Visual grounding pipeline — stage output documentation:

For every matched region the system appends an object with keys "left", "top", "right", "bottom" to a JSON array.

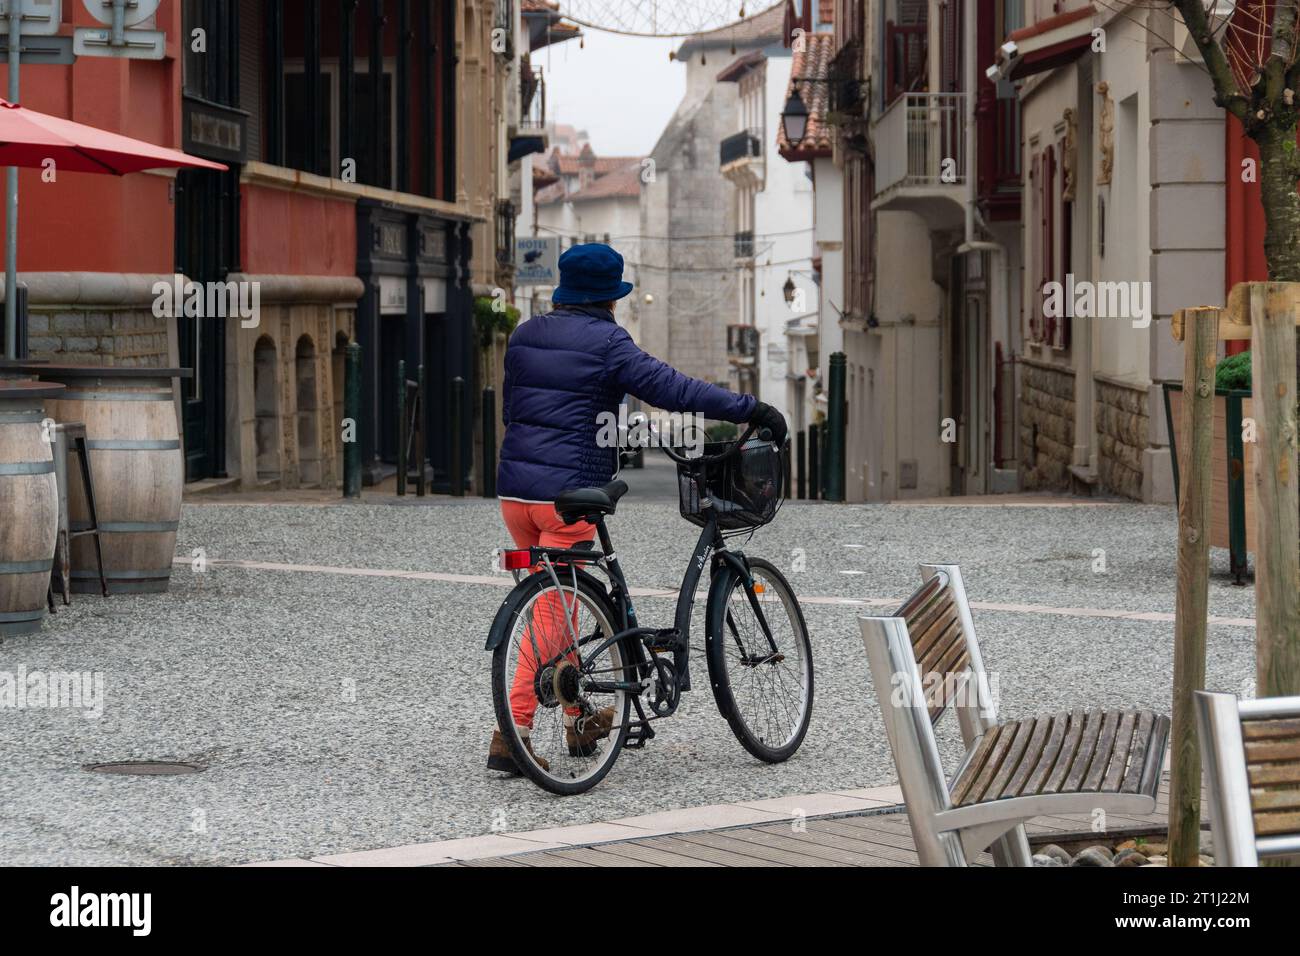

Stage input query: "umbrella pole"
[{"left": 3, "top": 7, "right": 19, "bottom": 360}]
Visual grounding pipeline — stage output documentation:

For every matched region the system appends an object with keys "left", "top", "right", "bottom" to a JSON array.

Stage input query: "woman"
[{"left": 488, "top": 243, "right": 785, "bottom": 774}]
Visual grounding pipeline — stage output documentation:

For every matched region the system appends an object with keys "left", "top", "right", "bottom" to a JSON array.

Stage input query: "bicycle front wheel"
[
  {"left": 705, "top": 557, "right": 813, "bottom": 763},
  {"left": 489, "top": 570, "right": 632, "bottom": 795}
]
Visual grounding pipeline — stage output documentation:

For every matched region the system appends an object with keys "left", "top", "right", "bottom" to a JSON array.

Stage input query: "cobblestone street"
[{"left": 0, "top": 459, "right": 1257, "bottom": 865}]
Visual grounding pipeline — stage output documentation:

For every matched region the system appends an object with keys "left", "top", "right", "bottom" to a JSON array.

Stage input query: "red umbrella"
[
  {"left": 1, "top": 99, "right": 227, "bottom": 358},
  {"left": 0, "top": 98, "right": 227, "bottom": 174}
]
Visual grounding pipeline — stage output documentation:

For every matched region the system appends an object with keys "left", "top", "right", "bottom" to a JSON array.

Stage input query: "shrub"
[{"left": 1215, "top": 350, "right": 1251, "bottom": 392}]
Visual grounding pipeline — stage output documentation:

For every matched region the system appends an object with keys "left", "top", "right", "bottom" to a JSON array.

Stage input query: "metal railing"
[
  {"left": 520, "top": 65, "right": 545, "bottom": 132},
  {"left": 873, "top": 92, "right": 967, "bottom": 195},
  {"left": 719, "top": 128, "right": 762, "bottom": 166}
]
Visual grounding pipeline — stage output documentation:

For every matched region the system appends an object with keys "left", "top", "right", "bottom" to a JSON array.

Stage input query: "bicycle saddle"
[{"left": 555, "top": 479, "right": 629, "bottom": 523}]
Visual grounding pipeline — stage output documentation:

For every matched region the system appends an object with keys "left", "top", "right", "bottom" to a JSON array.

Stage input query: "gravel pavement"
[{"left": 0, "top": 472, "right": 1259, "bottom": 865}]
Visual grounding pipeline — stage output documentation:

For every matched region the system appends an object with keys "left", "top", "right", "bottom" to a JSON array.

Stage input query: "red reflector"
[{"left": 500, "top": 549, "right": 533, "bottom": 571}]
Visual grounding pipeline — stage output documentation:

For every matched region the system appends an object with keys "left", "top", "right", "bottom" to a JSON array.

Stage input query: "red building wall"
[
  {"left": 1, "top": 3, "right": 183, "bottom": 274},
  {"left": 241, "top": 184, "right": 355, "bottom": 276}
]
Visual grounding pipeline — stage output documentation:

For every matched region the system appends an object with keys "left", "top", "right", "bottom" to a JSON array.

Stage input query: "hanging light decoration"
[{"left": 554, "top": 1, "right": 767, "bottom": 38}]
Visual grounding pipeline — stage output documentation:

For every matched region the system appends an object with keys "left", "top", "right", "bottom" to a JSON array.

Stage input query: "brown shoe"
[
  {"left": 487, "top": 729, "right": 550, "bottom": 774},
  {"left": 566, "top": 707, "right": 615, "bottom": 757}
]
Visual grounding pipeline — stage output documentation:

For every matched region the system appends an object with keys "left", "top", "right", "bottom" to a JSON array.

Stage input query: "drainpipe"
[{"left": 955, "top": 0, "right": 1013, "bottom": 493}]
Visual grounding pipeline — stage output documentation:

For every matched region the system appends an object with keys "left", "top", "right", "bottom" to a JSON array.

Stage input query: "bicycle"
[{"left": 485, "top": 422, "right": 814, "bottom": 795}]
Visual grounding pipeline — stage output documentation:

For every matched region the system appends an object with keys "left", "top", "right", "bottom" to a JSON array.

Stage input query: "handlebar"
[{"left": 658, "top": 420, "right": 765, "bottom": 467}]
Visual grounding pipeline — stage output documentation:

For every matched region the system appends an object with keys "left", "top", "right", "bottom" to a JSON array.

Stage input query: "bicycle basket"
[{"left": 677, "top": 438, "right": 784, "bottom": 531}]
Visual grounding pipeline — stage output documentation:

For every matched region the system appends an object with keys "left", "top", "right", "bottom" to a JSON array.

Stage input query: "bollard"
[
  {"left": 343, "top": 343, "right": 362, "bottom": 498},
  {"left": 482, "top": 386, "right": 496, "bottom": 498},
  {"left": 450, "top": 375, "right": 464, "bottom": 497},
  {"left": 808, "top": 423, "right": 819, "bottom": 501},
  {"left": 396, "top": 359, "right": 407, "bottom": 497},
  {"left": 415, "top": 364, "right": 427, "bottom": 497},
  {"left": 825, "top": 352, "right": 846, "bottom": 501},
  {"left": 796, "top": 429, "right": 806, "bottom": 500}
]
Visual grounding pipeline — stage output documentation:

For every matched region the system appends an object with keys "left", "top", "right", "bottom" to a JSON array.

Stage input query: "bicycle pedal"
[
  {"left": 642, "top": 628, "right": 682, "bottom": 652},
  {"left": 623, "top": 721, "right": 656, "bottom": 749}
]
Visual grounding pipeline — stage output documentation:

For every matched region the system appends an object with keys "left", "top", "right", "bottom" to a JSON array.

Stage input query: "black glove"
[{"left": 749, "top": 401, "right": 788, "bottom": 447}]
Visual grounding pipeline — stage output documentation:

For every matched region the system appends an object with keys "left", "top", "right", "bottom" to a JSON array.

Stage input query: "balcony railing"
[
  {"left": 733, "top": 230, "right": 754, "bottom": 259},
  {"left": 873, "top": 92, "right": 967, "bottom": 195},
  {"left": 727, "top": 323, "right": 759, "bottom": 363},
  {"left": 520, "top": 64, "right": 545, "bottom": 132},
  {"left": 720, "top": 128, "right": 762, "bottom": 167}
]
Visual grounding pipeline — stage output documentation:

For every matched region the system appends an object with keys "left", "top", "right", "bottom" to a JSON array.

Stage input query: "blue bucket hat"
[{"left": 552, "top": 243, "right": 634, "bottom": 305}]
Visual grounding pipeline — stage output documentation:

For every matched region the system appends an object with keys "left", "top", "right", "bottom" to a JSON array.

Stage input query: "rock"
[
  {"left": 1116, "top": 839, "right": 1139, "bottom": 852},
  {"left": 1114, "top": 848, "right": 1148, "bottom": 867},
  {"left": 1142, "top": 842, "right": 1168, "bottom": 856},
  {"left": 1071, "top": 846, "right": 1115, "bottom": 867},
  {"left": 1199, "top": 855, "right": 1215, "bottom": 867},
  {"left": 1146, "top": 855, "right": 1168, "bottom": 865},
  {"left": 1199, "top": 831, "right": 1214, "bottom": 855},
  {"left": 1033, "top": 854, "right": 1065, "bottom": 867},
  {"left": 1038, "top": 844, "right": 1073, "bottom": 865}
]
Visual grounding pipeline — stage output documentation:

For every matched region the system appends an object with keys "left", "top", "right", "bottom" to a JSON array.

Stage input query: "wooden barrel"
[
  {"left": 0, "top": 381, "right": 63, "bottom": 637},
  {"left": 32, "top": 366, "right": 191, "bottom": 594}
]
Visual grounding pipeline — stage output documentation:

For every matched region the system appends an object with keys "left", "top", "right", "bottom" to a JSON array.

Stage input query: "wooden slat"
[
  {"left": 986, "top": 718, "right": 1037, "bottom": 801},
  {"left": 1045, "top": 710, "right": 1088, "bottom": 793},
  {"left": 1249, "top": 788, "right": 1300, "bottom": 811},
  {"left": 1101, "top": 710, "right": 1139, "bottom": 792},
  {"left": 803, "top": 821, "right": 921, "bottom": 864},
  {"left": 1083, "top": 710, "right": 1122, "bottom": 792},
  {"left": 963, "top": 720, "right": 1019, "bottom": 804},
  {"left": 950, "top": 724, "right": 1004, "bottom": 805},
  {"left": 592, "top": 840, "right": 722, "bottom": 867},
  {"left": 1246, "top": 761, "right": 1300, "bottom": 786},
  {"left": 1120, "top": 711, "right": 1157, "bottom": 793},
  {"left": 671, "top": 830, "right": 846, "bottom": 867},
  {"left": 1023, "top": 712, "right": 1069, "bottom": 795},
  {"left": 1255, "top": 810, "right": 1300, "bottom": 836},
  {"left": 640, "top": 835, "right": 787, "bottom": 867},
  {"left": 722, "top": 826, "right": 882, "bottom": 866},
  {"left": 1242, "top": 718, "right": 1300, "bottom": 739},
  {"left": 764, "top": 824, "right": 916, "bottom": 866},
  {"left": 1062, "top": 710, "right": 1104, "bottom": 792},
  {"left": 1244, "top": 739, "right": 1300, "bottom": 762},
  {"left": 550, "top": 846, "right": 661, "bottom": 867},
  {"left": 1004, "top": 715, "right": 1051, "bottom": 798}
]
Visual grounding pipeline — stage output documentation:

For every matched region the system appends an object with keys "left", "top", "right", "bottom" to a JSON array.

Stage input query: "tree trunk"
[{"left": 1256, "top": 124, "right": 1300, "bottom": 282}]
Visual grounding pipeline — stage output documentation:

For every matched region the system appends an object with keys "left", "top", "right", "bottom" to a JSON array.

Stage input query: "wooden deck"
[{"left": 442, "top": 776, "right": 1194, "bottom": 867}]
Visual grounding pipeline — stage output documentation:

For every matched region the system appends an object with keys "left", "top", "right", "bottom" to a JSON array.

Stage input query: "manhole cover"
[{"left": 84, "top": 761, "right": 205, "bottom": 776}]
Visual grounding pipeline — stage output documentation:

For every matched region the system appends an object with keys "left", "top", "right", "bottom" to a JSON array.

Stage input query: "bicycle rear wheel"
[
  {"left": 705, "top": 557, "right": 813, "bottom": 762},
  {"left": 489, "top": 571, "right": 632, "bottom": 795}
]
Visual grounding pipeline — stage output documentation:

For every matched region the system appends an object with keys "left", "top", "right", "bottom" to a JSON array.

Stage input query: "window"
[{"left": 283, "top": 60, "right": 395, "bottom": 187}]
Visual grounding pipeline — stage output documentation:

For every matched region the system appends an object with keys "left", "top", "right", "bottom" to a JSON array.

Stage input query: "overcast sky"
[{"left": 535, "top": 28, "right": 686, "bottom": 157}]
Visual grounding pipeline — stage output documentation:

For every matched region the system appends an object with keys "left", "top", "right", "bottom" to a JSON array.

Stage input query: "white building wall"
[{"left": 752, "top": 54, "right": 816, "bottom": 426}]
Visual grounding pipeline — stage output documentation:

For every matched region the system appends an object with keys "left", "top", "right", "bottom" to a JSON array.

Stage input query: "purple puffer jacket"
[{"left": 497, "top": 304, "right": 756, "bottom": 502}]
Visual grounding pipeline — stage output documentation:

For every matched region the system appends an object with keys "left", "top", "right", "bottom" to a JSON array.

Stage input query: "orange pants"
[{"left": 501, "top": 500, "right": 596, "bottom": 729}]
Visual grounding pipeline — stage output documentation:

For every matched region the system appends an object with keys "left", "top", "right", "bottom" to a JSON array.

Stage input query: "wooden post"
[
  {"left": 1249, "top": 283, "right": 1300, "bottom": 701},
  {"left": 1169, "top": 306, "right": 1220, "bottom": 868}
]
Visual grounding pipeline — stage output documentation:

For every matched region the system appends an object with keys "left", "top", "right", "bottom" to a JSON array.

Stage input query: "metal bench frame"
[
  {"left": 1195, "top": 690, "right": 1300, "bottom": 866},
  {"left": 860, "top": 564, "right": 1170, "bottom": 867}
]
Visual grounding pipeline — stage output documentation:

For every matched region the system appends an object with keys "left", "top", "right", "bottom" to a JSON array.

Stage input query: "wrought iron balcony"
[{"left": 727, "top": 323, "right": 759, "bottom": 364}]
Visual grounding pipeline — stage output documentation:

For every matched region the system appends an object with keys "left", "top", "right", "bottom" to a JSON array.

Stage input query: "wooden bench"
[
  {"left": 859, "top": 564, "right": 1171, "bottom": 867},
  {"left": 1195, "top": 691, "right": 1300, "bottom": 865}
]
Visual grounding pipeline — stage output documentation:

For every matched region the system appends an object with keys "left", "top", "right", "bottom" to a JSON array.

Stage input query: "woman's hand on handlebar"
[{"left": 749, "top": 401, "right": 787, "bottom": 447}]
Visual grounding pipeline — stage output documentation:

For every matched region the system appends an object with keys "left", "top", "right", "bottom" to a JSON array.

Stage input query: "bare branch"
[{"left": 1171, "top": 0, "right": 1252, "bottom": 120}]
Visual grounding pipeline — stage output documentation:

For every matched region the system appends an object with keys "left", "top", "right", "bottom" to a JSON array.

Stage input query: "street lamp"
[
  {"left": 783, "top": 276, "right": 796, "bottom": 305},
  {"left": 780, "top": 86, "right": 808, "bottom": 149}
]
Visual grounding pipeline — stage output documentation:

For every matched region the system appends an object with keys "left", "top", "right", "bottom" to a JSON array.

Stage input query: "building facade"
[{"left": 8, "top": 1, "right": 518, "bottom": 494}]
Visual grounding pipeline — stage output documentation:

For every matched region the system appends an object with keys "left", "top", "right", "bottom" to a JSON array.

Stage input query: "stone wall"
[
  {"left": 1095, "top": 376, "right": 1148, "bottom": 500},
  {"left": 27, "top": 310, "right": 171, "bottom": 366},
  {"left": 1019, "top": 359, "right": 1075, "bottom": 490},
  {"left": 226, "top": 274, "right": 362, "bottom": 490},
  {"left": 9, "top": 273, "right": 178, "bottom": 368}
]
